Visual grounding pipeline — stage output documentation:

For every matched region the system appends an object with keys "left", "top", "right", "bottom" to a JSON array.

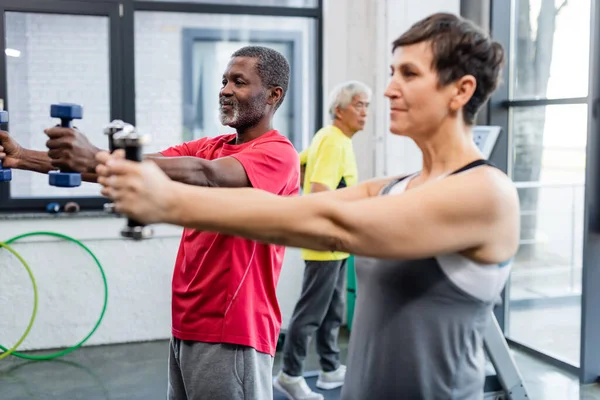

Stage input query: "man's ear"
[
  {"left": 268, "top": 87, "right": 284, "bottom": 107},
  {"left": 334, "top": 105, "right": 344, "bottom": 120}
]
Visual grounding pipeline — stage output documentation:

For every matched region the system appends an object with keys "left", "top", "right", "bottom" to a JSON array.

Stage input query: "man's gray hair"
[{"left": 328, "top": 80, "right": 372, "bottom": 120}]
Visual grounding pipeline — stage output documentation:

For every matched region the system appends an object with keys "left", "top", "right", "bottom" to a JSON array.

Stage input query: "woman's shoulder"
[
  {"left": 446, "top": 165, "right": 520, "bottom": 263},
  {"left": 462, "top": 164, "right": 517, "bottom": 198},
  {"left": 443, "top": 163, "right": 518, "bottom": 208},
  {"left": 363, "top": 174, "right": 412, "bottom": 197}
]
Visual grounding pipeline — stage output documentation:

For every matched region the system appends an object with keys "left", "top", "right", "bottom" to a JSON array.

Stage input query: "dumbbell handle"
[
  {"left": 125, "top": 144, "right": 145, "bottom": 226},
  {"left": 125, "top": 144, "right": 143, "bottom": 162},
  {"left": 125, "top": 216, "right": 146, "bottom": 231},
  {"left": 58, "top": 117, "right": 75, "bottom": 172},
  {"left": 103, "top": 138, "right": 120, "bottom": 214},
  {"left": 59, "top": 118, "right": 73, "bottom": 128},
  {"left": 120, "top": 141, "right": 152, "bottom": 240},
  {"left": 0, "top": 112, "right": 8, "bottom": 175},
  {"left": 108, "top": 136, "right": 116, "bottom": 153},
  {"left": 104, "top": 121, "right": 130, "bottom": 212}
]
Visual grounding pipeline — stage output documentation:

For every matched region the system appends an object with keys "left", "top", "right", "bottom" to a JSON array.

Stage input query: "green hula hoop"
[
  {"left": 0, "top": 231, "right": 108, "bottom": 360},
  {"left": 0, "top": 241, "right": 38, "bottom": 360}
]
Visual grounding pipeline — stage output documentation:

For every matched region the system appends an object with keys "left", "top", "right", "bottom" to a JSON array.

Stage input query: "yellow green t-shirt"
[{"left": 300, "top": 125, "right": 358, "bottom": 261}]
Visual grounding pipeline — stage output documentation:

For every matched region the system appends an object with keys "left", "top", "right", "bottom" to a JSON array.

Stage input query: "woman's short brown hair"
[{"left": 393, "top": 13, "right": 505, "bottom": 125}]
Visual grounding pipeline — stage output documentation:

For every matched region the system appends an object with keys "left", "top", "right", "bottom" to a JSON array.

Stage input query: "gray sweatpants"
[
  {"left": 282, "top": 259, "right": 347, "bottom": 377},
  {"left": 168, "top": 337, "right": 274, "bottom": 400}
]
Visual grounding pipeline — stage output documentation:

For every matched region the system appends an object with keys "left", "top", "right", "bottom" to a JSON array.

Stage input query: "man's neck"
[
  {"left": 332, "top": 120, "right": 355, "bottom": 138},
  {"left": 233, "top": 121, "right": 273, "bottom": 145}
]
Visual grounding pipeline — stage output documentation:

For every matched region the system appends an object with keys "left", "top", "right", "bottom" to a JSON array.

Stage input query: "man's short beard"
[
  {"left": 219, "top": 92, "right": 268, "bottom": 129},
  {"left": 219, "top": 103, "right": 240, "bottom": 126}
]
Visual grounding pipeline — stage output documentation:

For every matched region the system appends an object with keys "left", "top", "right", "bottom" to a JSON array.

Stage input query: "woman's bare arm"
[
  {"left": 97, "top": 154, "right": 519, "bottom": 264},
  {"left": 305, "top": 176, "right": 399, "bottom": 201}
]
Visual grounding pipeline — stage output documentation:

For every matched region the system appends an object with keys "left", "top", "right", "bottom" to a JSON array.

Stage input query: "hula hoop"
[
  {"left": 0, "top": 231, "right": 108, "bottom": 360},
  {"left": 0, "top": 241, "right": 38, "bottom": 360}
]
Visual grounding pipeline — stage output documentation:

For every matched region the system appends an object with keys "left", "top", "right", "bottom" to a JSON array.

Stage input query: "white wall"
[
  {"left": 2, "top": 0, "right": 460, "bottom": 351},
  {"left": 0, "top": 218, "right": 182, "bottom": 351}
]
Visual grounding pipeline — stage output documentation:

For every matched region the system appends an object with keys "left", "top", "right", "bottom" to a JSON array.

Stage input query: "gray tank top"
[{"left": 341, "top": 160, "right": 511, "bottom": 400}]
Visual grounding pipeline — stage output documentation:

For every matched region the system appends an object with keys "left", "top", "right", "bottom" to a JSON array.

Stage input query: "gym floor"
[{"left": 1, "top": 328, "right": 599, "bottom": 400}]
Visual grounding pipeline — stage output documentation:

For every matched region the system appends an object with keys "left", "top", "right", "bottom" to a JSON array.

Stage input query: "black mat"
[{"left": 273, "top": 373, "right": 342, "bottom": 400}]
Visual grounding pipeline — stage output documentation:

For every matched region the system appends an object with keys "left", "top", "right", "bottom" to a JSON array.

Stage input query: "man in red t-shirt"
[{"left": 0, "top": 46, "right": 299, "bottom": 400}]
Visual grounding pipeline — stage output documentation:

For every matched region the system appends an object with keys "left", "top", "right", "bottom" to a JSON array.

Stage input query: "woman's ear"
[{"left": 449, "top": 75, "right": 477, "bottom": 112}]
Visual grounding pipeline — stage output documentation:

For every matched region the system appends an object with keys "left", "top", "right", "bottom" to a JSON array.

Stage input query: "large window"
[
  {"left": 0, "top": 1, "right": 123, "bottom": 212},
  {"left": 134, "top": 13, "right": 316, "bottom": 153},
  {"left": 6, "top": 12, "right": 112, "bottom": 199},
  {"left": 489, "top": 0, "right": 593, "bottom": 373},
  {"left": 0, "top": 0, "right": 322, "bottom": 212}
]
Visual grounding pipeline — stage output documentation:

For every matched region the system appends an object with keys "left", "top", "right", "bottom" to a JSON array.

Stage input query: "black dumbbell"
[
  {"left": 103, "top": 120, "right": 135, "bottom": 214},
  {"left": 0, "top": 111, "right": 11, "bottom": 182},
  {"left": 104, "top": 119, "right": 134, "bottom": 153},
  {"left": 113, "top": 128, "right": 153, "bottom": 241},
  {"left": 48, "top": 103, "right": 83, "bottom": 188}
]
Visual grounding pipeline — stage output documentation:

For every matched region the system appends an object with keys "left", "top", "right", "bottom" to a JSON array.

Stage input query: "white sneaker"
[
  {"left": 316, "top": 365, "right": 346, "bottom": 390},
  {"left": 273, "top": 372, "right": 324, "bottom": 400}
]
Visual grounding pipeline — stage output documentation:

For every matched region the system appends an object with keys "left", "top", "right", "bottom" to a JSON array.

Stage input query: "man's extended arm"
[
  {"left": 144, "top": 155, "right": 251, "bottom": 187},
  {"left": 0, "top": 144, "right": 99, "bottom": 182},
  {"left": 2, "top": 127, "right": 252, "bottom": 187},
  {"left": 5, "top": 148, "right": 250, "bottom": 188}
]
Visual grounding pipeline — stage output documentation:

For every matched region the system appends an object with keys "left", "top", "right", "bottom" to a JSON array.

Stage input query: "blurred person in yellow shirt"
[{"left": 274, "top": 81, "right": 372, "bottom": 400}]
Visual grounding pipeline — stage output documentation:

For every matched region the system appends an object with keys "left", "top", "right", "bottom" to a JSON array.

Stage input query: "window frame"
[
  {"left": 0, "top": 0, "right": 323, "bottom": 213},
  {"left": 181, "top": 28, "right": 308, "bottom": 150},
  {"left": 0, "top": 0, "right": 124, "bottom": 212},
  {"left": 487, "top": 0, "right": 600, "bottom": 383}
]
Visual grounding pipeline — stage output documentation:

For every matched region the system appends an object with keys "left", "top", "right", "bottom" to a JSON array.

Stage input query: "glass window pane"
[
  {"left": 139, "top": 0, "right": 318, "bottom": 7},
  {"left": 511, "top": 104, "right": 587, "bottom": 184},
  {"left": 511, "top": 0, "right": 591, "bottom": 99},
  {"left": 508, "top": 104, "right": 587, "bottom": 365},
  {"left": 134, "top": 12, "right": 316, "bottom": 153},
  {"left": 5, "top": 12, "right": 110, "bottom": 198}
]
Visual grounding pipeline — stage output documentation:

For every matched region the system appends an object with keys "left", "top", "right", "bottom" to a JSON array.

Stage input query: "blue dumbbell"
[
  {"left": 48, "top": 103, "right": 83, "bottom": 187},
  {"left": 0, "top": 111, "right": 11, "bottom": 182}
]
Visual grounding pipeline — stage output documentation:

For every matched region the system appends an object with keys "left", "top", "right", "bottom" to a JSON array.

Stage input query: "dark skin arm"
[
  {"left": 0, "top": 128, "right": 251, "bottom": 187},
  {"left": 143, "top": 154, "right": 250, "bottom": 187},
  {"left": 300, "top": 163, "right": 306, "bottom": 187},
  {"left": 298, "top": 148, "right": 307, "bottom": 188}
]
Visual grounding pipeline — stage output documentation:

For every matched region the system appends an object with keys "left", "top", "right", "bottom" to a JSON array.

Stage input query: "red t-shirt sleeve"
[
  {"left": 230, "top": 140, "right": 299, "bottom": 195},
  {"left": 160, "top": 138, "right": 208, "bottom": 157}
]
